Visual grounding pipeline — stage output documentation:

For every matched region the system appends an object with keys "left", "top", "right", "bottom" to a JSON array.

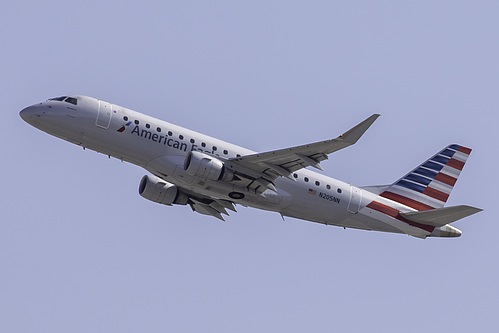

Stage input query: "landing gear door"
[
  {"left": 347, "top": 186, "right": 362, "bottom": 214},
  {"left": 96, "top": 100, "right": 112, "bottom": 129}
]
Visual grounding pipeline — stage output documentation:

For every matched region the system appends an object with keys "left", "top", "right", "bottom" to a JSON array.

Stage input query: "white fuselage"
[{"left": 20, "top": 95, "right": 456, "bottom": 238}]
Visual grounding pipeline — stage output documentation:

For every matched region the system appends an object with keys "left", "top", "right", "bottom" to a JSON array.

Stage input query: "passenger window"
[
  {"left": 156, "top": 127, "right": 161, "bottom": 132},
  {"left": 315, "top": 181, "right": 320, "bottom": 186},
  {"left": 124, "top": 116, "right": 128, "bottom": 121},
  {"left": 179, "top": 135, "right": 184, "bottom": 140},
  {"left": 134, "top": 120, "right": 139, "bottom": 125},
  {"left": 190, "top": 139, "right": 195, "bottom": 143},
  {"left": 213, "top": 146, "right": 217, "bottom": 151},
  {"left": 146, "top": 124, "right": 150, "bottom": 129},
  {"left": 223, "top": 150, "right": 228, "bottom": 155},
  {"left": 326, "top": 184, "right": 331, "bottom": 190},
  {"left": 293, "top": 173, "right": 298, "bottom": 179},
  {"left": 304, "top": 177, "right": 309, "bottom": 182},
  {"left": 168, "top": 131, "right": 173, "bottom": 136},
  {"left": 201, "top": 142, "right": 206, "bottom": 147}
]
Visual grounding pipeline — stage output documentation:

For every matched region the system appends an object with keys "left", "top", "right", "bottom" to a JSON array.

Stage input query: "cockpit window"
[
  {"left": 65, "top": 97, "right": 77, "bottom": 105},
  {"left": 48, "top": 96, "right": 78, "bottom": 105},
  {"left": 49, "top": 96, "right": 67, "bottom": 101}
]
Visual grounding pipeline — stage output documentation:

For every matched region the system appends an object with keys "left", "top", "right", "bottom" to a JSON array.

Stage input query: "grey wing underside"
[{"left": 228, "top": 114, "right": 380, "bottom": 185}]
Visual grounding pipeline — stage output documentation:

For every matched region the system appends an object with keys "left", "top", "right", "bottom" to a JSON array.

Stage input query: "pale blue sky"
[{"left": 2, "top": 1, "right": 497, "bottom": 332}]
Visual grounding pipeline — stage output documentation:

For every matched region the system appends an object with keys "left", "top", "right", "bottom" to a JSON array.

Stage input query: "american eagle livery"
[{"left": 20, "top": 96, "right": 482, "bottom": 239}]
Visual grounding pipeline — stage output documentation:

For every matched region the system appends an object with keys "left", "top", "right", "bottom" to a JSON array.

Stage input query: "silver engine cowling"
[
  {"left": 184, "top": 151, "right": 233, "bottom": 181},
  {"left": 139, "top": 175, "right": 188, "bottom": 205}
]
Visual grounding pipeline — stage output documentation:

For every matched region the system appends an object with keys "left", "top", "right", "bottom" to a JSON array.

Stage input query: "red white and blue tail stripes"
[{"left": 379, "top": 144, "right": 472, "bottom": 211}]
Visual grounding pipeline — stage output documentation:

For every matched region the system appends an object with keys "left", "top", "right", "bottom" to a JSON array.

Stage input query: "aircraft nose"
[{"left": 20, "top": 104, "right": 43, "bottom": 122}]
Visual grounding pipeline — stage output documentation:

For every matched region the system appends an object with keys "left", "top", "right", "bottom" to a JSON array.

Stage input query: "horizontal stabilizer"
[{"left": 400, "top": 205, "right": 482, "bottom": 227}]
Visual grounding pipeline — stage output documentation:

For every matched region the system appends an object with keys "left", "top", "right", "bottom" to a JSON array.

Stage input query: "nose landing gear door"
[{"left": 96, "top": 100, "right": 112, "bottom": 129}]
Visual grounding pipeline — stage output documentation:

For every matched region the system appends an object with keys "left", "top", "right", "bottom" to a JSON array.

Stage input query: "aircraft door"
[
  {"left": 347, "top": 185, "right": 362, "bottom": 214},
  {"left": 96, "top": 100, "right": 112, "bottom": 129}
]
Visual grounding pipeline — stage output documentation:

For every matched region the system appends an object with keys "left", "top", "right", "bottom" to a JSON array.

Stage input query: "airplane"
[{"left": 19, "top": 95, "right": 482, "bottom": 239}]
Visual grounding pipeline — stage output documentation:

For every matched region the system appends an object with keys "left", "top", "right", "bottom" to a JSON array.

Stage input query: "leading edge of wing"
[
  {"left": 339, "top": 114, "right": 380, "bottom": 145},
  {"left": 229, "top": 114, "right": 380, "bottom": 175}
]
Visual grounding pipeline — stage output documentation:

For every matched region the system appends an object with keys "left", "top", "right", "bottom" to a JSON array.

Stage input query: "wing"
[
  {"left": 227, "top": 114, "right": 380, "bottom": 193},
  {"left": 148, "top": 114, "right": 379, "bottom": 219}
]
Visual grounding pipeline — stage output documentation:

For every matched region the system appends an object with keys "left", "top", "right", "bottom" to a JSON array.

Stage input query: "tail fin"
[{"left": 380, "top": 144, "right": 472, "bottom": 211}]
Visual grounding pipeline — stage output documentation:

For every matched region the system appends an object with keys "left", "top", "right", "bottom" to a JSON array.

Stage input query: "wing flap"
[
  {"left": 188, "top": 197, "right": 239, "bottom": 221},
  {"left": 399, "top": 205, "right": 482, "bottom": 227},
  {"left": 189, "top": 198, "right": 226, "bottom": 221}
]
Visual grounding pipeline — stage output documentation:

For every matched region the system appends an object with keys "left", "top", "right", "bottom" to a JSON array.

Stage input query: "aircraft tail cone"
[{"left": 431, "top": 225, "right": 462, "bottom": 238}]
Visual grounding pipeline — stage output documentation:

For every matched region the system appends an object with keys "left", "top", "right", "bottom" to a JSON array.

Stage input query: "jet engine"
[
  {"left": 139, "top": 175, "right": 188, "bottom": 205},
  {"left": 184, "top": 151, "right": 234, "bottom": 181}
]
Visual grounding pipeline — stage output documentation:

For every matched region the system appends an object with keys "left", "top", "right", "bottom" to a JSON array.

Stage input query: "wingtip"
[
  {"left": 340, "top": 113, "right": 380, "bottom": 144},
  {"left": 368, "top": 114, "right": 381, "bottom": 123}
]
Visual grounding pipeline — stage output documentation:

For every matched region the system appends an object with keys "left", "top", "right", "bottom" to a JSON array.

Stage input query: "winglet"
[{"left": 339, "top": 114, "right": 380, "bottom": 145}]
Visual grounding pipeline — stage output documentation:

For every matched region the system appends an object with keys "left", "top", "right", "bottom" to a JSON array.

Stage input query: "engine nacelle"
[
  {"left": 184, "top": 151, "right": 229, "bottom": 181},
  {"left": 138, "top": 175, "right": 188, "bottom": 206}
]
